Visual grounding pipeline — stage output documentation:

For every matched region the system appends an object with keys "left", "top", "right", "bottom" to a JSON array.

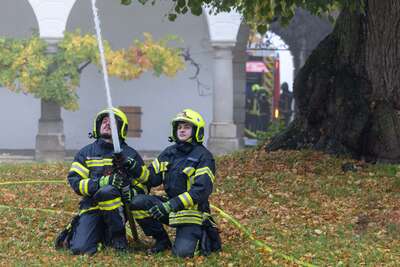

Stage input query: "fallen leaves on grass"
[{"left": 0, "top": 149, "right": 400, "bottom": 265}]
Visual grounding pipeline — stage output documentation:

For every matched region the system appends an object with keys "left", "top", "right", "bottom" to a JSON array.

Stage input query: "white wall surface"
[
  {"left": 63, "top": 0, "right": 214, "bottom": 151},
  {"left": 0, "top": 0, "right": 40, "bottom": 149}
]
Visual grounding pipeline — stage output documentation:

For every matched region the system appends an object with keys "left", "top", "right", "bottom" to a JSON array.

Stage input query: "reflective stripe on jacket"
[
  {"left": 67, "top": 138, "right": 146, "bottom": 211},
  {"left": 147, "top": 142, "right": 216, "bottom": 226}
]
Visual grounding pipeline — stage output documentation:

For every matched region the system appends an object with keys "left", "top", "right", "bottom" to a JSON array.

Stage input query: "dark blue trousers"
[
  {"left": 70, "top": 186, "right": 125, "bottom": 255},
  {"left": 131, "top": 194, "right": 202, "bottom": 257}
]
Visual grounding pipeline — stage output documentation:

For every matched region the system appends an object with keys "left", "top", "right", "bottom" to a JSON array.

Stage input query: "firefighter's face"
[
  {"left": 177, "top": 122, "right": 193, "bottom": 142},
  {"left": 100, "top": 116, "right": 112, "bottom": 138}
]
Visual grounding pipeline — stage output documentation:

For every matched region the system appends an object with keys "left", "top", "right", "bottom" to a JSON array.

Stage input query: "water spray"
[
  {"left": 91, "top": 0, "right": 142, "bottom": 241},
  {"left": 91, "top": 0, "right": 121, "bottom": 153}
]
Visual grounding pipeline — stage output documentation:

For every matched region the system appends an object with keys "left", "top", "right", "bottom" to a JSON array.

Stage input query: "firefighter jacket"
[
  {"left": 68, "top": 138, "right": 149, "bottom": 213},
  {"left": 147, "top": 141, "right": 216, "bottom": 226}
]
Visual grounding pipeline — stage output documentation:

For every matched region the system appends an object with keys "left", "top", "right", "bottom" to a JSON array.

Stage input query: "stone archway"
[
  {"left": 0, "top": 0, "right": 39, "bottom": 37},
  {"left": 0, "top": 0, "right": 41, "bottom": 157},
  {"left": 269, "top": 8, "right": 333, "bottom": 75},
  {"left": 232, "top": 9, "right": 333, "bottom": 145}
]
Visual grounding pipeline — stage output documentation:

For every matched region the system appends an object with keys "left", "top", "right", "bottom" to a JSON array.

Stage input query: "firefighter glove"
[
  {"left": 121, "top": 185, "right": 132, "bottom": 203},
  {"left": 111, "top": 173, "right": 125, "bottom": 189},
  {"left": 149, "top": 202, "right": 172, "bottom": 220},
  {"left": 123, "top": 157, "right": 137, "bottom": 173},
  {"left": 99, "top": 175, "right": 111, "bottom": 188},
  {"left": 113, "top": 153, "right": 137, "bottom": 177},
  {"left": 98, "top": 173, "right": 124, "bottom": 189}
]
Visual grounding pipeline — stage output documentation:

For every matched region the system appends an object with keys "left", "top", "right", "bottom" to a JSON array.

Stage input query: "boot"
[
  {"left": 148, "top": 235, "right": 171, "bottom": 254},
  {"left": 111, "top": 234, "right": 128, "bottom": 251}
]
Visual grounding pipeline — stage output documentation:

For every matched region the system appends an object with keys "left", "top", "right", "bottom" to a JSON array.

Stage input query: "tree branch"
[{"left": 78, "top": 60, "right": 91, "bottom": 74}]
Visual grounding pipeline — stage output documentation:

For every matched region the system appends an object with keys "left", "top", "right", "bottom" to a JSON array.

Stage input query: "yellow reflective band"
[
  {"left": 183, "top": 167, "right": 195, "bottom": 177},
  {"left": 160, "top": 161, "right": 169, "bottom": 172},
  {"left": 86, "top": 163, "right": 112, "bottom": 167},
  {"left": 194, "top": 167, "right": 215, "bottom": 183},
  {"left": 79, "top": 206, "right": 99, "bottom": 215},
  {"left": 131, "top": 210, "right": 151, "bottom": 219},
  {"left": 190, "top": 176, "right": 195, "bottom": 186},
  {"left": 169, "top": 215, "right": 202, "bottom": 220},
  {"left": 194, "top": 169, "right": 207, "bottom": 177},
  {"left": 170, "top": 210, "right": 203, "bottom": 218},
  {"left": 135, "top": 166, "right": 149, "bottom": 184},
  {"left": 70, "top": 162, "right": 89, "bottom": 179},
  {"left": 151, "top": 159, "right": 160, "bottom": 174},
  {"left": 195, "top": 171, "right": 212, "bottom": 182},
  {"left": 169, "top": 218, "right": 203, "bottom": 225},
  {"left": 98, "top": 197, "right": 123, "bottom": 211},
  {"left": 86, "top": 158, "right": 113, "bottom": 167},
  {"left": 184, "top": 167, "right": 196, "bottom": 190},
  {"left": 178, "top": 192, "right": 194, "bottom": 209},
  {"left": 131, "top": 180, "right": 148, "bottom": 193},
  {"left": 169, "top": 210, "right": 203, "bottom": 225},
  {"left": 187, "top": 177, "right": 191, "bottom": 191},
  {"left": 79, "top": 179, "right": 90, "bottom": 196},
  {"left": 174, "top": 210, "right": 202, "bottom": 216}
]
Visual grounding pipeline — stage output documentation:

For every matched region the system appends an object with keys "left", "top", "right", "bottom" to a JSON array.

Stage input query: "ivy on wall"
[{"left": 0, "top": 31, "right": 184, "bottom": 110}]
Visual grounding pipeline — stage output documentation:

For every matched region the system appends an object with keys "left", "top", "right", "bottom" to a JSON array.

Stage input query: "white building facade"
[{"left": 0, "top": 0, "right": 248, "bottom": 159}]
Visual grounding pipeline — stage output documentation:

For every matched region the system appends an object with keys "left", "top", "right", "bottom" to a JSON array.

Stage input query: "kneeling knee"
[
  {"left": 173, "top": 246, "right": 195, "bottom": 258},
  {"left": 131, "top": 194, "right": 150, "bottom": 210}
]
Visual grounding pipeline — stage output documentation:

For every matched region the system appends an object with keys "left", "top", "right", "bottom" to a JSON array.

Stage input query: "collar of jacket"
[
  {"left": 97, "top": 138, "right": 119, "bottom": 150},
  {"left": 175, "top": 141, "right": 195, "bottom": 154}
]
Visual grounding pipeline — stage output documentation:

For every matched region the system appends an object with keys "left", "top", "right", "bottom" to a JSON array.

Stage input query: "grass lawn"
[{"left": 0, "top": 148, "right": 400, "bottom": 266}]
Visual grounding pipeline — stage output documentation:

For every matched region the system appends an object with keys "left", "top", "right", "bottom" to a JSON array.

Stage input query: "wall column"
[
  {"left": 35, "top": 38, "right": 65, "bottom": 161},
  {"left": 207, "top": 43, "right": 241, "bottom": 155}
]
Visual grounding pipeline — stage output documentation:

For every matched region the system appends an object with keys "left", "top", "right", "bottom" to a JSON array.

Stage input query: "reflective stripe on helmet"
[{"left": 171, "top": 108, "right": 205, "bottom": 143}]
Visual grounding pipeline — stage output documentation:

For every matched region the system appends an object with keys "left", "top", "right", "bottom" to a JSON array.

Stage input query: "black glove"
[
  {"left": 112, "top": 173, "right": 125, "bottom": 189},
  {"left": 123, "top": 157, "right": 137, "bottom": 173},
  {"left": 149, "top": 202, "right": 172, "bottom": 220},
  {"left": 113, "top": 153, "right": 137, "bottom": 175}
]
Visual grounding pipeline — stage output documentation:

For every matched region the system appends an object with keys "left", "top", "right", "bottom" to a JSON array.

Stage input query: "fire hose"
[{"left": 0, "top": 179, "right": 315, "bottom": 266}]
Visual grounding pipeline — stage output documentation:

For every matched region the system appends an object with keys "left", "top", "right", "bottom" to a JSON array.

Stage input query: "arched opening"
[
  {"left": 0, "top": 0, "right": 40, "bottom": 153},
  {"left": 0, "top": 0, "right": 39, "bottom": 37},
  {"left": 269, "top": 8, "right": 333, "bottom": 75},
  {"left": 234, "top": 23, "right": 295, "bottom": 146}
]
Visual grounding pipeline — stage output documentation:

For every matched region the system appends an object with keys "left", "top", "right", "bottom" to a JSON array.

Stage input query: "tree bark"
[{"left": 266, "top": 0, "right": 400, "bottom": 163}]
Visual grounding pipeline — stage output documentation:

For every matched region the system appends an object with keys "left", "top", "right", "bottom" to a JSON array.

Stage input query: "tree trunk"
[{"left": 266, "top": 0, "right": 400, "bottom": 163}]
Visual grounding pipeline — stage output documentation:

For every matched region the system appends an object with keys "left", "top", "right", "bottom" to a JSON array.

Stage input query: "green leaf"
[
  {"left": 179, "top": 0, "right": 186, "bottom": 6},
  {"left": 120, "top": 0, "right": 132, "bottom": 5},
  {"left": 191, "top": 5, "right": 203, "bottom": 16},
  {"left": 168, "top": 13, "right": 178, "bottom": 21},
  {"left": 256, "top": 24, "right": 268, "bottom": 35}
]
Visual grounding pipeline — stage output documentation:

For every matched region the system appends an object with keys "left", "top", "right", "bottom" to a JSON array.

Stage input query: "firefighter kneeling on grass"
[
  {"left": 55, "top": 107, "right": 148, "bottom": 255},
  {"left": 130, "top": 109, "right": 221, "bottom": 257}
]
